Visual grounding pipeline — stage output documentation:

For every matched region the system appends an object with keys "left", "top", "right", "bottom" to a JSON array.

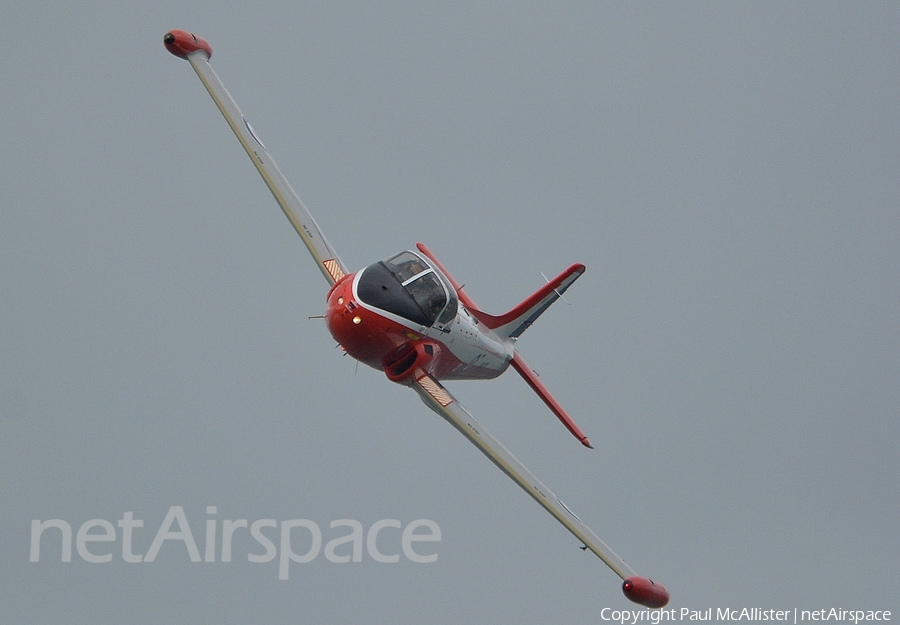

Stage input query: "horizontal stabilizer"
[
  {"left": 511, "top": 352, "right": 592, "bottom": 448},
  {"left": 469, "top": 264, "right": 585, "bottom": 340}
]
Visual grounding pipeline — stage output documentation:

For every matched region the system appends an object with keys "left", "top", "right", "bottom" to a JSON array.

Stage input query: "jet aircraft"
[{"left": 164, "top": 29, "right": 669, "bottom": 609}]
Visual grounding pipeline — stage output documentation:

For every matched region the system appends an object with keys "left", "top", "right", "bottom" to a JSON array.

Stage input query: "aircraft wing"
[
  {"left": 411, "top": 372, "right": 669, "bottom": 607},
  {"left": 164, "top": 30, "right": 348, "bottom": 286},
  {"left": 411, "top": 371, "right": 634, "bottom": 576}
]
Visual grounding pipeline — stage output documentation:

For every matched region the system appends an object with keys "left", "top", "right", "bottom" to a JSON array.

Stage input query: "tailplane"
[
  {"left": 511, "top": 352, "right": 593, "bottom": 448},
  {"left": 468, "top": 263, "right": 585, "bottom": 340},
  {"left": 415, "top": 243, "right": 584, "bottom": 340}
]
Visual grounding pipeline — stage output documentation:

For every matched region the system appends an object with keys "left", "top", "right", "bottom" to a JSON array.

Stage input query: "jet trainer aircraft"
[{"left": 164, "top": 29, "right": 668, "bottom": 609}]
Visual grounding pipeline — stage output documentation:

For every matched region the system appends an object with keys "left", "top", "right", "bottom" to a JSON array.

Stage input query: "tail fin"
[{"left": 468, "top": 264, "right": 585, "bottom": 340}]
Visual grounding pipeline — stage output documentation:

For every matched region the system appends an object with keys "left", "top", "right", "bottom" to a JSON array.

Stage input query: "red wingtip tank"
[
  {"left": 163, "top": 30, "right": 212, "bottom": 60},
  {"left": 622, "top": 576, "right": 670, "bottom": 608}
]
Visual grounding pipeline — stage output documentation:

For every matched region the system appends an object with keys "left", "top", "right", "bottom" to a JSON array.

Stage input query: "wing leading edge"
[
  {"left": 412, "top": 373, "right": 634, "bottom": 577},
  {"left": 164, "top": 30, "right": 348, "bottom": 286},
  {"left": 411, "top": 373, "right": 669, "bottom": 607}
]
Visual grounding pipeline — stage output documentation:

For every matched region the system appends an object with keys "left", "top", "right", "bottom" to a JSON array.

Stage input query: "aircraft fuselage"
[{"left": 325, "top": 250, "right": 512, "bottom": 383}]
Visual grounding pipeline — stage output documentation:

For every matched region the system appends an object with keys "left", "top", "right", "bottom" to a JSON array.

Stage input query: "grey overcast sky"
[{"left": 2, "top": 2, "right": 898, "bottom": 623}]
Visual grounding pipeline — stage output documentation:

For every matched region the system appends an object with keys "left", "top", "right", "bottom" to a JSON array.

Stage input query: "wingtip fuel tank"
[
  {"left": 622, "top": 576, "right": 670, "bottom": 608},
  {"left": 163, "top": 30, "right": 212, "bottom": 60}
]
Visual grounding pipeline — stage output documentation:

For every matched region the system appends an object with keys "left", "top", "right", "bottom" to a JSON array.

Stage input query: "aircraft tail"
[
  {"left": 465, "top": 261, "right": 591, "bottom": 447},
  {"left": 414, "top": 243, "right": 591, "bottom": 447},
  {"left": 467, "top": 264, "right": 585, "bottom": 340},
  {"left": 415, "top": 242, "right": 584, "bottom": 341}
]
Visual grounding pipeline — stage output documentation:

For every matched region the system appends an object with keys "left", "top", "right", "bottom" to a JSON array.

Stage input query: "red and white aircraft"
[{"left": 164, "top": 29, "right": 668, "bottom": 609}]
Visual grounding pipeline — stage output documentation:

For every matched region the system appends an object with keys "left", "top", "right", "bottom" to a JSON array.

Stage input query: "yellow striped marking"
[
  {"left": 323, "top": 259, "right": 345, "bottom": 283},
  {"left": 417, "top": 375, "right": 453, "bottom": 407}
]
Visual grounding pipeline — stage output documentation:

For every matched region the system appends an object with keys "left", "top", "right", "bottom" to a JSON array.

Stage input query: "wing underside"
[
  {"left": 411, "top": 372, "right": 637, "bottom": 581},
  {"left": 177, "top": 44, "right": 348, "bottom": 286}
]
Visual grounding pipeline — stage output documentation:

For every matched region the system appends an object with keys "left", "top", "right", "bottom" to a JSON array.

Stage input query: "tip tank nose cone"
[{"left": 622, "top": 576, "right": 669, "bottom": 608}]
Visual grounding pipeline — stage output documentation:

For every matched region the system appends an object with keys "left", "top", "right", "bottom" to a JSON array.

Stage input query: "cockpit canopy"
[{"left": 356, "top": 251, "right": 458, "bottom": 327}]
